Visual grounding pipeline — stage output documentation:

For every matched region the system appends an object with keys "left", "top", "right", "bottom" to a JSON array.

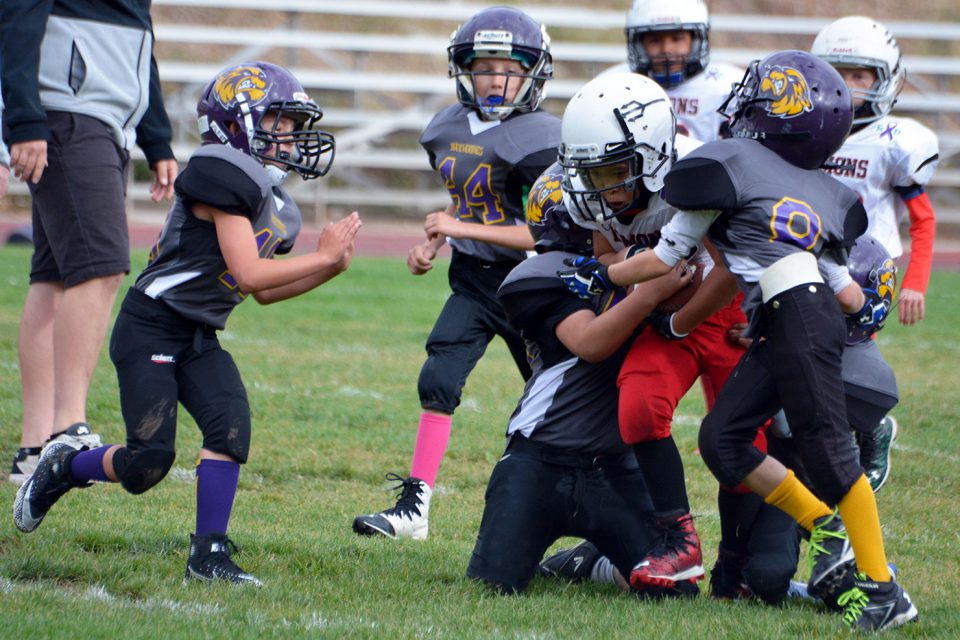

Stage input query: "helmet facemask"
[
  {"left": 626, "top": 25, "right": 709, "bottom": 88},
  {"left": 248, "top": 101, "right": 336, "bottom": 181},
  {"left": 447, "top": 9, "right": 553, "bottom": 121}
]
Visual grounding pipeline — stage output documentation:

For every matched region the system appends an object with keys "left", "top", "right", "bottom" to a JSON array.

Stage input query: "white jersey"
[
  {"left": 823, "top": 116, "right": 939, "bottom": 258},
  {"left": 603, "top": 61, "right": 742, "bottom": 143}
]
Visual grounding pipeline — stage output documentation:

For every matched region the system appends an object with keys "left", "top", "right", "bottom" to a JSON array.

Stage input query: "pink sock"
[{"left": 409, "top": 412, "right": 452, "bottom": 488}]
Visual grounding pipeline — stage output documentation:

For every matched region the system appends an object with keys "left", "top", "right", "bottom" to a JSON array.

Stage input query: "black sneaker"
[
  {"left": 538, "top": 540, "right": 602, "bottom": 582},
  {"left": 807, "top": 511, "right": 856, "bottom": 610},
  {"left": 9, "top": 447, "right": 42, "bottom": 486},
  {"left": 13, "top": 442, "right": 85, "bottom": 533},
  {"left": 352, "top": 474, "right": 431, "bottom": 540},
  {"left": 838, "top": 572, "right": 918, "bottom": 631},
  {"left": 859, "top": 416, "right": 898, "bottom": 493},
  {"left": 184, "top": 533, "right": 262, "bottom": 586}
]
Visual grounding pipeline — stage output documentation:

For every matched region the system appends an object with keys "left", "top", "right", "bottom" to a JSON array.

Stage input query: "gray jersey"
[
  {"left": 135, "top": 145, "right": 301, "bottom": 328},
  {"left": 842, "top": 339, "right": 897, "bottom": 400},
  {"left": 421, "top": 105, "right": 560, "bottom": 262},
  {"left": 661, "top": 138, "right": 866, "bottom": 316},
  {"left": 498, "top": 251, "right": 630, "bottom": 455}
]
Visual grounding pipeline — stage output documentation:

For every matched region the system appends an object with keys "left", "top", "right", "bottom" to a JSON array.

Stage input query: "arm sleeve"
[
  {"left": 654, "top": 210, "right": 720, "bottom": 266},
  {"left": 897, "top": 189, "right": 936, "bottom": 293},
  {"left": 174, "top": 156, "right": 264, "bottom": 219},
  {"left": 820, "top": 253, "right": 853, "bottom": 294},
  {"left": 134, "top": 49, "right": 175, "bottom": 165},
  {"left": 0, "top": 0, "right": 54, "bottom": 145}
]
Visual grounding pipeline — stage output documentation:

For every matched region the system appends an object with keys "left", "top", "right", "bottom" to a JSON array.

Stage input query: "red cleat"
[{"left": 630, "top": 513, "right": 705, "bottom": 588}]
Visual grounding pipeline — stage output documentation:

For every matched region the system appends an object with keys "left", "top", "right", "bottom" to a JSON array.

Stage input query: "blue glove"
[
  {"left": 851, "top": 288, "right": 890, "bottom": 331},
  {"left": 645, "top": 311, "right": 688, "bottom": 340},
  {"left": 559, "top": 256, "right": 614, "bottom": 298}
]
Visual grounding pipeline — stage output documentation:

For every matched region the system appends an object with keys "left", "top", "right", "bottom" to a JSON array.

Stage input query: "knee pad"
[
  {"left": 743, "top": 553, "right": 795, "bottom": 605},
  {"left": 698, "top": 415, "right": 725, "bottom": 480},
  {"left": 417, "top": 356, "right": 463, "bottom": 414},
  {"left": 199, "top": 407, "right": 251, "bottom": 464},
  {"left": 113, "top": 447, "right": 176, "bottom": 495},
  {"left": 619, "top": 390, "right": 673, "bottom": 444}
]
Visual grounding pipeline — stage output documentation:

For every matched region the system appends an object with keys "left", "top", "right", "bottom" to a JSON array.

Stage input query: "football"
[{"left": 655, "top": 261, "right": 705, "bottom": 313}]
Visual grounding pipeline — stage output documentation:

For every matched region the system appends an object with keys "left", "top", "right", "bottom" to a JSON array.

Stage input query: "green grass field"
[{"left": 0, "top": 245, "right": 957, "bottom": 639}]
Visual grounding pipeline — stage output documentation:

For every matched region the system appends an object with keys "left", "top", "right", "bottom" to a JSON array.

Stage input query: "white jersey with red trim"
[
  {"left": 603, "top": 61, "right": 742, "bottom": 143},
  {"left": 822, "top": 116, "right": 939, "bottom": 259}
]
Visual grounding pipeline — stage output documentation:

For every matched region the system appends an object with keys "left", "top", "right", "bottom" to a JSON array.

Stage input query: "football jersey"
[
  {"left": 822, "top": 116, "right": 940, "bottom": 258},
  {"left": 420, "top": 104, "right": 561, "bottom": 262},
  {"left": 135, "top": 145, "right": 302, "bottom": 329},
  {"left": 603, "top": 61, "right": 742, "bottom": 143},
  {"left": 563, "top": 135, "right": 712, "bottom": 269},
  {"left": 661, "top": 138, "right": 866, "bottom": 317},
  {"left": 842, "top": 339, "right": 897, "bottom": 401},
  {"left": 498, "top": 251, "right": 631, "bottom": 455}
]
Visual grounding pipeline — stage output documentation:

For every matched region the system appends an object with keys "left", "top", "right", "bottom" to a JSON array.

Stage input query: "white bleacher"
[{"left": 7, "top": 1, "right": 960, "bottom": 223}]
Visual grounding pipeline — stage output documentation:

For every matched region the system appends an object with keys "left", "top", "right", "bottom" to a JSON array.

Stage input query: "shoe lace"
[
  {"left": 383, "top": 473, "right": 424, "bottom": 517},
  {"left": 838, "top": 578, "right": 870, "bottom": 625},
  {"left": 807, "top": 512, "right": 845, "bottom": 572}
]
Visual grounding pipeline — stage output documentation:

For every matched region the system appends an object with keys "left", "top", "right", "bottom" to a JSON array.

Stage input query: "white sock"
[{"left": 590, "top": 555, "right": 617, "bottom": 584}]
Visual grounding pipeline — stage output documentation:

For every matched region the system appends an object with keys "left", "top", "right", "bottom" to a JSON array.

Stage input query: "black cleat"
[
  {"left": 807, "top": 511, "right": 855, "bottom": 610},
  {"left": 838, "top": 572, "right": 918, "bottom": 631},
  {"left": 13, "top": 442, "right": 85, "bottom": 533},
  {"left": 538, "top": 540, "right": 602, "bottom": 582},
  {"left": 184, "top": 533, "right": 262, "bottom": 586}
]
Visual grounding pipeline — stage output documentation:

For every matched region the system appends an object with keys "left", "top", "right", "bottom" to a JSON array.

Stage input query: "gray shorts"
[{"left": 28, "top": 111, "right": 131, "bottom": 287}]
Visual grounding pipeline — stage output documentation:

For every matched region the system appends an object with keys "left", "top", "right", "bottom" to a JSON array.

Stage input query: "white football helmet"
[
  {"left": 559, "top": 72, "right": 676, "bottom": 225},
  {"left": 811, "top": 16, "right": 905, "bottom": 125},
  {"left": 625, "top": 0, "right": 710, "bottom": 88}
]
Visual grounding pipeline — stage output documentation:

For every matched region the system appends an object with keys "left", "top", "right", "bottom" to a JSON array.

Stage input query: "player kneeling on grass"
[
  {"left": 559, "top": 50, "right": 917, "bottom": 632},
  {"left": 466, "top": 162, "right": 695, "bottom": 596},
  {"left": 555, "top": 71, "right": 754, "bottom": 590},
  {"left": 13, "top": 61, "right": 361, "bottom": 586}
]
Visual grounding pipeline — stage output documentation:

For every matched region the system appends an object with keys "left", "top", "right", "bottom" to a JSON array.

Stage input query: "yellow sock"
[
  {"left": 764, "top": 469, "right": 832, "bottom": 532},
  {"left": 838, "top": 475, "right": 891, "bottom": 582}
]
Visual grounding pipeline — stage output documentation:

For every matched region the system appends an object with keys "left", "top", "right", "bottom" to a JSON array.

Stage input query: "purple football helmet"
[
  {"left": 719, "top": 50, "right": 853, "bottom": 170},
  {"left": 197, "top": 61, "right": 335, "bottom": 180},
  {"left": 846, "top": 234, "right": 897, "bottom": 345},
  {"left": 527, "top": 163, "right": 593, "bottom": 256},
  {"left": 448, "top": 6, "right": 553, "bottom": 120}
]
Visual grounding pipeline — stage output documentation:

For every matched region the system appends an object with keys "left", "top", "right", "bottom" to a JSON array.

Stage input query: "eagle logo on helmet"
[
  {"left": 758, "top": 65, "right": 813, "bottom": 119},
  {"left": 214, "top": 65, "right": 269, "bottom": 109},
  {"left": 876, "top": 257, "right": 897, "bottom": 301},
  {"left": 526, "top": 175, "right": 563, "bottom": 226}
]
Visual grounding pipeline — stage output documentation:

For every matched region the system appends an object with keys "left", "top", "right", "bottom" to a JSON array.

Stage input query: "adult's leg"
[
  {"left": 18, "top": 282, "right": 62, "bottom": 447},
  {"left": 53, "top": 274, "right": 125, "bottom": 429}
]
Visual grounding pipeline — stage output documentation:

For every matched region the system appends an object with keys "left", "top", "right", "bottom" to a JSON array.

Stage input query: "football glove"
[
  {"left": 559, "top": 257, "right": 614, "bottom": 298},
  {"left": 646, "top": 311, "right": 689, "bottom": 340},
  {"left": 849, "top": 287, "right": 891, "bottom": 332}
]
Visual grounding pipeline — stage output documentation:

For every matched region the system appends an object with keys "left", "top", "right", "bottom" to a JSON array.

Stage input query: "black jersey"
[
  {"left": 135, "top": 145, "right": 302, "bottom": 328},
  {"left": 498, "top": 251, "right": 630, "bottom": 455},
  {"left": 420, "top": 105, "right": 560, "bottom": 262}
]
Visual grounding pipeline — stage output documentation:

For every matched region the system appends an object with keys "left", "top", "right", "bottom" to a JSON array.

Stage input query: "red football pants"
[{"left": 618, "top": 297, "right": 747, "bottom": 445}]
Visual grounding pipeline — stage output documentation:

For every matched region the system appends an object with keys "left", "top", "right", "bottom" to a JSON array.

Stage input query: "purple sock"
[
  {"left": 195, "top": 459, "right": 240, "bottom": 537},
  {"left": 70, "top": 446, "right": 113, "bottom": 483}
]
